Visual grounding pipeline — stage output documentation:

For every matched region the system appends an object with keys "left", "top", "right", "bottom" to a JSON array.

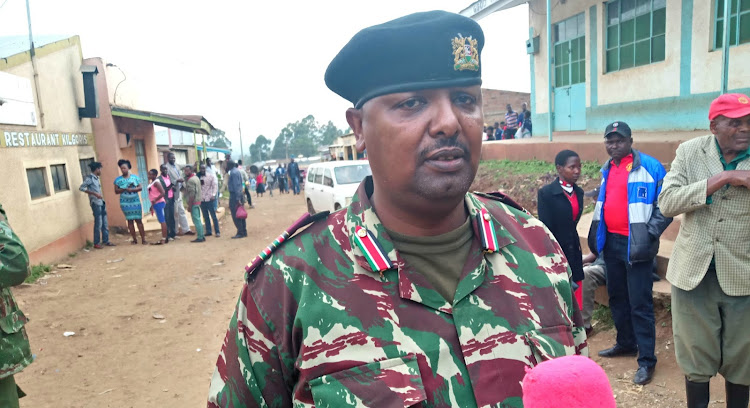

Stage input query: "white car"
[{"left": 305, "top": 160, "right": 371, "bottom": 214}]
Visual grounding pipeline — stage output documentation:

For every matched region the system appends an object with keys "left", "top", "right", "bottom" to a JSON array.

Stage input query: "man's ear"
[
  {"left": 346, "top": 108, "right": 367, "bottom": 153},
  {"left": 709, "top": 119, "right": 719, "bottom": 135}
]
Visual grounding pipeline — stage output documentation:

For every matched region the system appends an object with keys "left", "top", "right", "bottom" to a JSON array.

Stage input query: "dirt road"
[
  {"left": 14, "top": 192, "right": 304, "bottom": 407},
  {"left": 12, "top": 189, "right": 718, "bottom": 407}
]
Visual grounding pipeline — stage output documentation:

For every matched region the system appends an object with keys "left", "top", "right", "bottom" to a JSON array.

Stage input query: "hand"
[
  {"left": 725, "top": 170, "right": 750, "bottom": 189},
  {"left": 95, "top": 193, "right": 103, "bottom": 199}
]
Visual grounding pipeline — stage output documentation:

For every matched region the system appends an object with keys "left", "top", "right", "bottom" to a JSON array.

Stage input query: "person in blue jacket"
[{"left": 587, "top": 121, "right": 672, "bottom": 386}]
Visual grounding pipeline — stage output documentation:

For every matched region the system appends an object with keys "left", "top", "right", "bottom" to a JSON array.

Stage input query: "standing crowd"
[
  {"left": 535, "top": 93, "right": 750, "bottom": 407},
  {"left": 483, "top": 102, "right": 533, "bottom": 141},
  {"left": 77, "top": 151, "right": 306, "bottom": 247}
]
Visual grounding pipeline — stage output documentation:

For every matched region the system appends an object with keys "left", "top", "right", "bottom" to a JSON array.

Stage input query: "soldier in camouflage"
[
  {"left": 209, "top": 11, "right": 587, "bottom": 408},
  {"left": 0, "top": 203, "right": 33, "bottom": 408}
]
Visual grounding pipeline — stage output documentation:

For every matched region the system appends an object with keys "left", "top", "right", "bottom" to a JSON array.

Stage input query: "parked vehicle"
[{"left": 304, "top": 160, "right": 371, "bottom": 214}]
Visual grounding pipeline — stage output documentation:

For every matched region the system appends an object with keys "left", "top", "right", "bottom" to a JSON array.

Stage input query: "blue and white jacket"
[{"left": 587, "top": 149, "right": 672, "bottom": 263}]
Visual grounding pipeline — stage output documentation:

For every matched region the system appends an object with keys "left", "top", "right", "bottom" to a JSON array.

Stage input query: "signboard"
[
  {"left": 1, "top": 130, "right": 93, "bottom": 148},
  {"left": 0, "top": 71, "right": 37, "bottom": 126}
]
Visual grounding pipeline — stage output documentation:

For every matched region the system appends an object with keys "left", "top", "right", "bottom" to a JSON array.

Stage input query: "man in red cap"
[{"left": 660, "top": 93, "right": 750, "bottom": 408}]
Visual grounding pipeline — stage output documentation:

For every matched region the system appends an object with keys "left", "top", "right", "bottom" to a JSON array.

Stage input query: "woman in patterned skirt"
[{"left": 114, "top": 159, "right": 147, "bottom": 245}]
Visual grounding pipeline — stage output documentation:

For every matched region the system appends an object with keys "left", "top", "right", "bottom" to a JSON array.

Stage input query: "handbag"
[{"left": 235, "top": 204, "right": 248, "bottom": 219}]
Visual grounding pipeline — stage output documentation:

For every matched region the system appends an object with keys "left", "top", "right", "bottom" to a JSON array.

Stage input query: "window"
[
  {"left": 334, "top": 164, "right": 372, "bottom": 185},
  {"left": 80, "top": 158, "right": 94, "bottom": 179},
  {"left": 606, "top": 0, "right": 666, "bottom": 72},
  {"left": 27, "top": 168, "right": 49, "bottom": 199},
  {"left": 553, "top": 13, "right": 586, "bottom": 87},
  {"left": 323, "top": 169, "right": 334, "bottom": 187},
  {"left": 714, "top": 0, "right": 750, "bottom": 49},
  {"left": 314, "top": 168, "right": 324, "bottom": 185},
  {"left": 51, "top": 164, "right": 69, "bottom": 192},
  {"left": 307, "top": 168, "right": 315, "bottom": 183}
]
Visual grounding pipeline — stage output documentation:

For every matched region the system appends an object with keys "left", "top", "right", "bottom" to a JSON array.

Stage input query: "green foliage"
[
  {"left": 68, "top": 252, "right": 77, "bottom": 258},
  {"left": 208, "top": 128, "right": 231, "bottom": 148},
  {"left": 479, "top": 159, "right": 602, "bottom": 178},
  {"left": 269, "top": 115, "right": 348, "bottom": 160},
  {"left": 84, "top": 240, "right": 93, "bottom": 250},
  {"left": 25, "top": 263, "right": 52, "bottom": 284},
  {"left": 592, "top": 305, "right": 614, "bottom": 331},
  {"left": 250, "top": 135, "right": 272, "bottom": 163}
]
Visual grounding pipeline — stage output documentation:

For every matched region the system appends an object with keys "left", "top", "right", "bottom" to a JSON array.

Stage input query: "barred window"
[
  {"left": 27, "top": 168, "right": 49, "bottom": 199},
  {"left": 713, "top": 0, "right": 750, "bottom": 49},
  {"left": 51, "top": 164, "right": 69, "bottom": 192},
  {"left": 606, "top": 0, "right": 666, "bottom": 72}
]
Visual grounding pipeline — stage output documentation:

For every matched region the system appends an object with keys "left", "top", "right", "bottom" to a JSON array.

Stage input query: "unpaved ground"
[{"left": 12, "top": 182, "right": 722, "bottom": 407}]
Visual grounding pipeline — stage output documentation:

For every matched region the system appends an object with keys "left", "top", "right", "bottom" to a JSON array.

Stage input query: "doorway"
[
  {"left": 135, "top": 139, "right": 151, "bottom": 214},
  {"left": 553, "top": 13, "right": 587, "bottom": 132}
]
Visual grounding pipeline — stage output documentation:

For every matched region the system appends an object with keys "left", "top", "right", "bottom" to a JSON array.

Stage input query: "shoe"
[
  {"left": 215, "top": 233, "right": 221, "bottom": 237},
  {"left": 585, "top": 326, "right": 594, "bottom": 337},
  {"left": 633, "top": 366, "right": 655, "bottom": 385},
  {"left": 184, "top": 231, "right": 196, "bottom": 236},
  {"left": 93, "top": 244, "right": 103, "bottom": 249},
  {"left": 231, "top": 234, "right": 243, "bottom": 239},
  {"left": 191, "top": 238, "right": 206, "bottom": 243},
  {"left": 104, "top": 242, "right": 116, "bottom": 247},
  {"left": 686, "top": 378, "right": 710, "bottom": 408},
  {"left": 726, "top": 380, "right": 749, "bottom": 408},
  {"left": 598, "top": 345, "right": 638, "bottom": 358},
  {"left": 205, "top": 233, "right": 212, "bottom": 237}
]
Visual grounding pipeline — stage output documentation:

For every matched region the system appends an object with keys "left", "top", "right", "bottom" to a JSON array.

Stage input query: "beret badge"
[{"left": 453, "top": 34, "right": 480, "bottom": 71}]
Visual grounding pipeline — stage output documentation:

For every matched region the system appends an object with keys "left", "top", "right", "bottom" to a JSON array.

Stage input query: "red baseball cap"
[{"left": 708, "top": 93, "right": 750, "bottom": 120}]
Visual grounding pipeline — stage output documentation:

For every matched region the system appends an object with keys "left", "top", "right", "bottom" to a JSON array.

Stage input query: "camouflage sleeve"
[
  {"left": 569, "top": 280, "right": 589, "bottom": 357},
  {"left": 208, "top": 283, "right": 292, "bottom": 408},
  {"left": 0, "top": 207, "right": 30, "bottom": 289}
]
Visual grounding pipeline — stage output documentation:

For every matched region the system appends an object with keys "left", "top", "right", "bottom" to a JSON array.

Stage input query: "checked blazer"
[{"left": 659, "top": 135, "right": 750, "bottom": 296}]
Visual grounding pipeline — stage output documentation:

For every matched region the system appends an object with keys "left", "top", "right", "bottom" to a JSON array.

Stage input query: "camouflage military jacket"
[
  {"left": 209, "top": 178, "right": 587, "bottom": 408},
  {"left": 0, "top": 204, "right": 32, "bottom": 379}
]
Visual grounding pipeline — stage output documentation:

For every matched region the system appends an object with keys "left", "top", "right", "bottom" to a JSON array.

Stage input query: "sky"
[{"left": 0, "top": 0, "right": 530, "bottom": 154}]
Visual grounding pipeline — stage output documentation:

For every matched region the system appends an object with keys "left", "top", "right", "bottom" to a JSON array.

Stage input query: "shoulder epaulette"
[
  {"left": 473, "top": 191, "right": 531, "bottom": 215},
  {"left": 245, "top": 211, "right": 330, "bottom": 279}
]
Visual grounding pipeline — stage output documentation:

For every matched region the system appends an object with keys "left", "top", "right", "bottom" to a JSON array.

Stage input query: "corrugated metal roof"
[{"left": 0, "top": 34, "right": 72, "bottom": 60}]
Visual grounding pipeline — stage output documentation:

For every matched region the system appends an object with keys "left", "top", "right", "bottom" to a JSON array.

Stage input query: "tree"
[
  {"left": 207, "top": 128, "right": 231, "bottom": 148},
  {"left": 318, "top": 120, "right": 344, "bottom": 147},
  {"left": 250, "top": 135, "right": 271, "bottom": 163}
]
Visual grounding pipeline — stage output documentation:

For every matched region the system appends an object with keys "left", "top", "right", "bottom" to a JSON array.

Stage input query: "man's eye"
[
  {"left": 398, "top": 98, "right": 425, "bottom": 109},
  {"left": 454, "top": 94, "right": 476, "bottom": 105}
]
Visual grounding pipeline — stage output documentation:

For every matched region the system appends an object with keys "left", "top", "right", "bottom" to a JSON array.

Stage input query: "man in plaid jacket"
[{"left": 660, "top": 93, "right": 750, "bottom": 408}]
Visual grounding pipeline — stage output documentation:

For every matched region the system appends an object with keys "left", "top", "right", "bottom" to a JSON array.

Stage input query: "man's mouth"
[{"left": 423, "top": 148, "right": 467, "bottom": 172}]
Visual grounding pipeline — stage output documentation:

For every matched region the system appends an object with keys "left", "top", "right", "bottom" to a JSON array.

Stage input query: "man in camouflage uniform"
[
  {"left": 0, "top": 204, "right": 33, "bottom": 407},
  {"left": 209, "top": 11, "right": 587, "bottom": 408}
]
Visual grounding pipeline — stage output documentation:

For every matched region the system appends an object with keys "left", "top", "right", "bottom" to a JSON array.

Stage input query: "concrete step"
[{"left": 577, "top": 211, "right": 679, "bottom": 306}]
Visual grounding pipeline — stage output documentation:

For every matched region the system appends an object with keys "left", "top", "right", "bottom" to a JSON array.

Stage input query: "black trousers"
[
  {"left": 229, "top": 197, "right": 247, "bottom": 236},
  {"left": 165, "top": 197, "right": 176, "bottom": 238}
]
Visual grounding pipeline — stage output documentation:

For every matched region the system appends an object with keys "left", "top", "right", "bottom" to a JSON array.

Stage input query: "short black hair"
[
  {"left": 184, "top": 164, "right": 193, "bottom": 171},
  {"left": 89, "top": 161, "right": 102, "bottom": 172},
  {"left": 238, "top": 159, "right": 243, "bottom": 165},
  {"left": 117, "top": 159, "right": 132, "bottom": 169},
  {"left": 226, "top": 160, "right": 236, "bottom": 170},
  {"left": 149, "top": 169, "right": 158, "bottom": 176},
  {"left": 555, "top": 150, "right": 580, "bottom": 167}
]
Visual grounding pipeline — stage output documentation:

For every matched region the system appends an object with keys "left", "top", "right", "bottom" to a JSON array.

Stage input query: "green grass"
[
  {"left": 592, "top": 304, "right": 614, "bottom": 331},
  {"left": 25, "top": 263, "right": 52, "bottom": 284},
  {"left": 479, "top": 159, "right": 602, "bottom": 179},
  {"left": 68, "top": 252, "right": 77, "bottom": 258},
  {"left": 84, "top": 240, "right": 93, "bottom": 250}
]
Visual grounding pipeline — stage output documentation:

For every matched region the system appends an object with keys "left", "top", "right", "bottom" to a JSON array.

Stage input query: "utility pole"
[
  {"left": 26, "top": 0, "right": 44, "bottom": 127},
  {"left": 238, "top": 122, "right": 244, "bottom": 163},
  {"left": 720, "top": 0, "right": 732, "bottom": 94}
]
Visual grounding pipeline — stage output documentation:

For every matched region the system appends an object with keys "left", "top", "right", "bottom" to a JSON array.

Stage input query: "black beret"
[{"left": 325, "top": 10, "right": 484, "bottom": 108}]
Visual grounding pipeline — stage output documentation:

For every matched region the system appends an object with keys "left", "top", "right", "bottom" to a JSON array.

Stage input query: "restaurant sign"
[{"left": 1, "top": 130, "right": 94, "bottom": 148}]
